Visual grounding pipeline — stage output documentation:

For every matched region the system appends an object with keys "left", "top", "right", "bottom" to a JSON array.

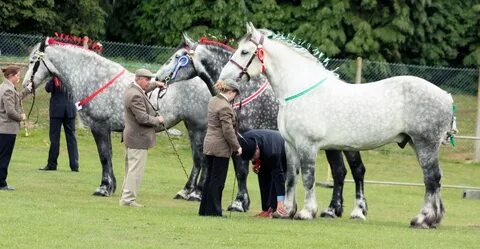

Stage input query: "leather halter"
[{"left": 228, "top": 35, "right": 265, "bottom": 81}]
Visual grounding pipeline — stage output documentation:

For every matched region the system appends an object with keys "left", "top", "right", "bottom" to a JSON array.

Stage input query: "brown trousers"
[{"left": 119, "top": 148, "right": 148, "bottom": 204}]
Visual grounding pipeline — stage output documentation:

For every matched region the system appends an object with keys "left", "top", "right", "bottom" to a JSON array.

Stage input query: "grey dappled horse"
[
  {"left": 22, "top": 37, "right": 211, "bottom": 197},
  {"left": 156, "top": 35, "right": 369, "bottom": 218},
  {"left": 219, "top": 23, "right": 457, "bottom": 228}
]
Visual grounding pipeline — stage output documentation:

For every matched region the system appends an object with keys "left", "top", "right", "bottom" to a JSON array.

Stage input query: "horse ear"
[
  {"left": 182, "top": 32, "right": 195, "bottom": 48},
  {"left": 247, "top": 22, "right": 261, "bottom": 40},
  {"left": 40, "top": 37, "right": 48, "bottom": 52},
  {"left": 246, "top": 22, "right": 255, "bottom": 34}
]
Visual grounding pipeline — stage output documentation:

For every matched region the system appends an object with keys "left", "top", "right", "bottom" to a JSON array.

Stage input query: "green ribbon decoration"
[{"left": 284, "top": 77, "right": 327, "bottom": 102}]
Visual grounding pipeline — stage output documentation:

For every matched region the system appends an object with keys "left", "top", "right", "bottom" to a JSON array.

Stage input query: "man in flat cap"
[
  {"left": 238, "top": 129, "right": 288, "bottom": 218},
  {"left": 119, "top": 68, "right": 166, "bottom": 208}
]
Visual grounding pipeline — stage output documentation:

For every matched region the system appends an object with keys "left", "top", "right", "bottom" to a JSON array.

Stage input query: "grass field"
[
  {"left": 0, "top": 123, "right": 479, "bottom": 249},
  {"left": 1, "top": 70, "right": 479, "bottom": 248}
]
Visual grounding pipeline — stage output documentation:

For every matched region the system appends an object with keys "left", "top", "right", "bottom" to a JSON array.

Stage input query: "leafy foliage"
[
  {"left": 1, "top": 0, "right": 478, "bottom": 66},
  {"left": 0, "top": 0, "right": 106, "bottom": 38}
]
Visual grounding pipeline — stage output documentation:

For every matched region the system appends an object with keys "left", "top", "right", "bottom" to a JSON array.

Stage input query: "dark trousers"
[
  {"left": 199, "top": 155, "right": 229, "bottom": 216},
  {"left": 47, "top": 117, "right": 78, "bottom": 170},
  {"left": 258, "top": 161, "right": 286, "bottom": 211},
  {"left": 258, "top": 168, "right": 277, "bottom": 211},
  {"left": 0, "top": 134, "right": 16, "bottom": 187}
]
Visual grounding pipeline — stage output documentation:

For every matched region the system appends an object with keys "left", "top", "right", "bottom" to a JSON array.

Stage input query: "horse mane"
[
  {"left": 198, "top": 37, "right": 236, "bottom": 52},
  {"left": 47, "top": 33, "right": 103, "bottom": 53},
  {"left": 269, "top": 33, "right": 330, "bottom": 68},
  {"left": 239, "top": 30, "right": 332, "bottom": 69}
]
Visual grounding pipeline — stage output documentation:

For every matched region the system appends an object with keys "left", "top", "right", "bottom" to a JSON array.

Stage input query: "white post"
[
  {"left": 474, "top": 68, "right": 480, "bottom": 162},
  {"left": 355, "top": 57, "right": 363, "bottom": 84}
]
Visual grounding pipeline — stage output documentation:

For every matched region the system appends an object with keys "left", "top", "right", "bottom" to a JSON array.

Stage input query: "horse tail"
[{"left": 444, "top": 93, "right": 458, "bottom": 146}]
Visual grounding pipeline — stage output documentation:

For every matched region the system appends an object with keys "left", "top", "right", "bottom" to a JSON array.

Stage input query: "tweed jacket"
[
  {"left": 0, "top": 79, "right": 28, "bottom": 134},
  {"left": 123, "top": 83, "right": 161, "bottom": 149},
  {"left": 203, "top": 94, "right": 241, "bottom": 158}
]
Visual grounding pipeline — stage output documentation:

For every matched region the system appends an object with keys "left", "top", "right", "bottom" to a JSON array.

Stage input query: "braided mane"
[
  {"left": 270, "top": 32, "right": 330, "bottom": 68},
  {"left": 47, "top": 33, "right": 103, "bottom": 53},
  {"left": 198, "top": 37, "right": 236, "bottom": 51}
]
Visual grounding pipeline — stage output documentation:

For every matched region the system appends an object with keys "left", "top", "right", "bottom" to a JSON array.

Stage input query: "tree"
[
  {"left": 0, "top": 0, "right": 106, "bottom": 38},
  {"left": 103, "top": 0, "right": 143, "bottom": 42}
]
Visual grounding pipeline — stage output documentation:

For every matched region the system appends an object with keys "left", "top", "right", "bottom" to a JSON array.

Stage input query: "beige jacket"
[
  {"left": 0, "top": 79, "right": 28, "bottom": 134},
  {"left": 203, "top": 94, "right": 241, "bottom": 158},
  {"left": 123, "top": 83, "right": 161, "bottom": 149}
]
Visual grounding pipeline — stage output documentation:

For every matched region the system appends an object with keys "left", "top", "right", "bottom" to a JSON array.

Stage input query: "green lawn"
[
  {"left": 1, "top": 70, "right": 479, "bottom": 248},
  {"left": 0, "top": 124, "right": 479, "bottom": 249}
]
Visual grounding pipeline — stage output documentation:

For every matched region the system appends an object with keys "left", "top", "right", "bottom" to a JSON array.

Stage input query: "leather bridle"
[{"left": 228, "top": 34, "right": 266, "bottom": 81}]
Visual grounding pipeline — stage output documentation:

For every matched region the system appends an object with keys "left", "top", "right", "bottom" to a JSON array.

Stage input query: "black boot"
[{"left": 39, "top": 165, "right": 56, "bottom": 171}]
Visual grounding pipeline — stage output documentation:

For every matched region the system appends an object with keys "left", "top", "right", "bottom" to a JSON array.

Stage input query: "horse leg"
[
  {"left": 320, "top": 150, "right": 346, "bottom": 218},
  {"left": 294, "top": 145, "right": 318, "bottom": 220},
  {"left": 186, "top": 133, "right": 206, "bottom": 202},
  {"left": 227, "top": 156, "right": 250, "bottom": 212},
  {"left": 174, "top": 128, "right": 201, "bottom": 200},
  {"left": 174, "top": 142, "right": 199, "bottom": 200},
  {"left": 282, "top": 141, "right": 299, "bottom": 218},
  {"left": 344, "top": 151, "right": 368, "bottom": 220},
  {"left": 91, "top": 127, "right": 116, "bottom": 196},
  {"left": 410, "top": 140, "right": 444, "bottom": 229}
]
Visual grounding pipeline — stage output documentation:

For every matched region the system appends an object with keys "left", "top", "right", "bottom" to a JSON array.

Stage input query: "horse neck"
[
  {"left": 263, "top": 39, "right": 331, "bottom": 100},
  {"left": 198, "top": 45, "right": 232, "bottom": 86},
  {"left": 47, "top": 46, "right": 127, "bottom": 100}
]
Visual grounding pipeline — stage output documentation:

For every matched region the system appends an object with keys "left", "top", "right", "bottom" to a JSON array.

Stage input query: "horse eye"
[{"left": 241, "top": 50, "right": 249, "bottom": 55}]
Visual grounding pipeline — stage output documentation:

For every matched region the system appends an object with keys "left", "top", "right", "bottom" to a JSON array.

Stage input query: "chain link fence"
[{"left": 1, "top": 32, "right": 478, "bottom": 161}]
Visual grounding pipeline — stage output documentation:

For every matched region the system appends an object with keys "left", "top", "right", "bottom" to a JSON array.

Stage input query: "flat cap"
[
  {"left": 135, "top": 68, "right": 154, "bottom": 78},
  {"left": 224, "top": 78, "right": 240, "bottom": 94}
]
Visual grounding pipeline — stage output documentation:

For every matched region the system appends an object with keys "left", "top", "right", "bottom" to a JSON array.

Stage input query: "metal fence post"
[
  {"left": 355, "top": 57, "right": 362, "bottom": 84},
  {"left": 475, "top": 68, "right": 480, "bottom": 162}
]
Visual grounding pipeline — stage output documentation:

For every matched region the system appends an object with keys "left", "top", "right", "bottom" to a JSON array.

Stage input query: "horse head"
[
  {"left": 156, "top": 33, "right": 198, "bottom": 84},
  {"left": 22, "top": 38, "right": 61, "bottom": 91},
  {"left": 156, "top": 33, "right": 234, "bottom": 96},
  {"left": 219, "top": 23, "right": 269, "bottom": 83}
]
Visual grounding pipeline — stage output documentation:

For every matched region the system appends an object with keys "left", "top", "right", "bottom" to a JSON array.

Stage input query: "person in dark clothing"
[
  {"left": 39, "top": 76, "right": 79, "bottom": 172},
  {"left": 199, "top": 79, "right": 242, "bottom": 217},
  {"left": 238, "top": 129, "right": 288, "bottom": 218}
]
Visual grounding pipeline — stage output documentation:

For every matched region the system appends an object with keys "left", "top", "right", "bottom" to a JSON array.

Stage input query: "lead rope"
[
  {"left": 144, "top": 86, "right": 189, "bottom": 181},
  {"left": 229, "top": 95, "right": 242, "bottom": 218},
  {"left": 160, "top": 122, "right": 190, "bottom": 180}
]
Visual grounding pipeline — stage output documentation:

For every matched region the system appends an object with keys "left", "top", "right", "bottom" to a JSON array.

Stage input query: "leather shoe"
[
  {"left": 71, "top": 168, "right": 79, "bottom": 172},
  {"left": 39, "top": 166, "right": 56, "bottom": 171},
  {"left": 119, "top": 200, "right": 144, "bottom": 208},
  {"left": 0, "top": 185, "right": 15, "bottom": 191}
]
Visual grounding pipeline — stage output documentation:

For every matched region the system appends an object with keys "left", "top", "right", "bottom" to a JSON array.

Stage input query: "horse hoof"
[
  {"left": 294, "top": 209, "right": 316, "bottom": 220},
  {"left": 350, "top": 207, "right": 367, "bottom": 220},
  {"left": 350, "top": 213, "right": 366, "bottom": 220},
  {"left": 92, "top": 186, "right": 110, "bottom": 197},
  {"left": 173, "top": 189, "right": 189, "bottom": 200},
  {"left": 187, "top": 192, "right": 201, "bottom": 202},
  {"left": 227, "top": 201, "right": 245, "bottom": 212},
  {"left": 410, "top": 214, "right": 437, "bottom": 229},
  {"left": 320, "top": 208, "right": 337, "bottom": 219}
]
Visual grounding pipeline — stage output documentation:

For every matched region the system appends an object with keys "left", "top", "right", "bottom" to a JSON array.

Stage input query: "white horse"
[{"left": 219, "top": 23, "right": 456, "bottom": 228}]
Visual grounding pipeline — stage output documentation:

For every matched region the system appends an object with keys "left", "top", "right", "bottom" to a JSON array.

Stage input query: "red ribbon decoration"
[
  {"left": 257, "top": 47, "right": 266, "bottom": 73},
  {"left": 233, "top": 80, "right": 269, "bottom": 109},
  {"left": 75, "top": 69, "right": 126, "bottom": 110},
  {"left": 53, "top": 76, "right": 62, "bottom": 88}
]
